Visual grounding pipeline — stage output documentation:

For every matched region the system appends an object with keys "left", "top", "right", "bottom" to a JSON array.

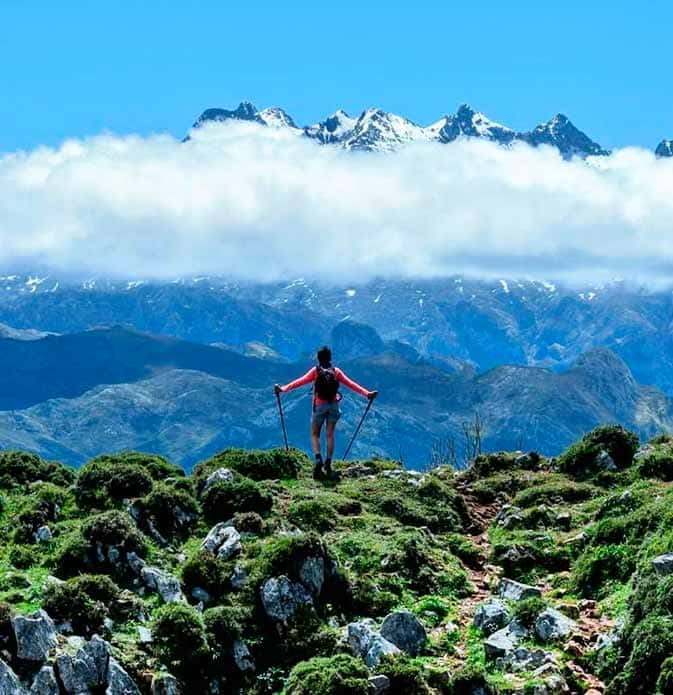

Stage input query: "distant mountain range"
[
  {"left": 0, "top": 326, "right": 669, "bottom": 468},
  {"left": 187, "top": 100, "right": 673, "bottom": 158}
]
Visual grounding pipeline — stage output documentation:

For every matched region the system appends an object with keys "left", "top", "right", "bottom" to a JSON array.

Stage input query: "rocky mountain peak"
[{"left": 655, "top": 139, "right": 673, "bottom": 157}]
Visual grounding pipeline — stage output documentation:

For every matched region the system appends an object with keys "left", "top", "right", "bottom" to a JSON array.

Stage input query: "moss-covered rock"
[
  {"left": 284, "top": 654, "right": 370, "bottom": 695},
  {"left": 558, "top": 425, "right": 639, "bottom": 478}
]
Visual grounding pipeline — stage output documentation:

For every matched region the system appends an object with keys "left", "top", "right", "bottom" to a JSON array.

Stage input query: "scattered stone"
[
  {"left": 141, "top": 568, "right": 184, "bottom": 604},
  {"left": 202, "top": 467, "right": 234, "bottom": 494},
  {"left": 0, "top": 659, "right": 25, "bottom": 695},
  {"left": 555, "top": 511, "right": 572, "bottom": 531},
  {"left": 230, "top": 565, "right": 247, "bottom": 590},
  {"left": 347, "top": 620, "right": 401, "bottom": 668},
  {"left": 138, "top": 627, "right": 153, "bottom": 644},
  {"left": 232, "top": 640, "right": 255, "bottom": 672},
  {"left": 535, "top": 608, "right": 578, "bottom": 642},
  {"left": 499, "top": 577, "right": 542, "bottom": 602},
  {"left": 151, "top": 674, "right": 181, "bottom": 695},
  {"left": 473, "top": 600, "right": 511, "bottom": 635},
  {"left": 380, "top": 610, "right": 427, "bottom": 656},
  {"left": 125, "top": 552, "right": 146, "bottom": 575},
  {"left": 11, "top": 609, "right": 57, "bottom": 662},
  {"left": 29, "top": 665, "right": 59, "bottom": 695},
  {"left": 497, "top": 646, "right": 553, "bottom": 673},
  {"left": 595, "top": 450, "right": 616, "bottom": 471},
  {"left": 191, "top": 587, "right": 212, "bottom": 604},
  {"left": 368, "top": 674, "right": 391, "bottom": 694},
  {"left": 514, "top": 452, "right": 540, "bottom": 469},
  {"left": 562, "top": 531, "right": 587, "bottom": 546},
  {"left": 56, "top": 636, "right": 111, "bottom": 693},
  {"left": 201, "top": 523, "right": 242, "bottom": 560},
  {"left": 496, "top": 505, "right": 524, "bottom": 529},
  {"left": 299, "top": 556, "right": 325, "bottom": 596},
  {"left": 653, "top": 553, "right": 673, "bottom": 575},
  {"left": 260, "top": 575, "right": 313, "bottom": 622},
  {"left": 106, "top": 657, "right": 141, "bottom": 694},
  {"left": 342, "top": 464, "right": 374, "bottom": 478},
  {"left": 484, "top": 620, "right": 527, "bottom": 660},
  {"left": 35, "top": 525, "right": 53, "bottom": 543},
  {"left": 634, "top": 444, "right": 655, "bottom": 460}
]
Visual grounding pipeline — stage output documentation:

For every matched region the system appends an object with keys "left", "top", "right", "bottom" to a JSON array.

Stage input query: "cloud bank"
[{"left": 2, "top": 122, "right": 673, "bottom": 285}]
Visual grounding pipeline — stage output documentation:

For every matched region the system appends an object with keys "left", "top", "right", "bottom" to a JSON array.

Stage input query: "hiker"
[{"left": 274, "top": 345, "right": 377, "bottom": 479}]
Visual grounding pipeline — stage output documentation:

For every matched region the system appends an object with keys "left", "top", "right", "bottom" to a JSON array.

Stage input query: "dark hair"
[{"left": 317, "top": 345, "right": 332, "bottom": 367}]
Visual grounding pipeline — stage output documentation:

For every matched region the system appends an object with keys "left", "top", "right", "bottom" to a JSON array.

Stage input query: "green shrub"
[
  {"left": 380, "top": 655, "right": 432, "bottom": 694},
  {"left": 0, "top": 450, "right": 74, "bottom": 489},
  {"left": 202, "top": 478, "right": 272, "bottom": 524},
  {"left": 351, "top": 577, "right": 399, "bottom": 617},
  {"left": 573, "top": 544, "right": 634, "bottom": 598},
  {"left": 657, "top": 656, "right": 673, "bottom": 694},
  {"left": 284, "top": 654, "right": 370, "bottom": 695},
  {"left": 231, "top": 511, "right": 266, "bottom": 535},
  {"left": 619, "top": 616, "right": 673, "bottom": 694},
  {"left": 82, "top": 510, "right": 147, "bottom": 554},
  {"left": 153, "top": 603, "right": 210, "bottom": 680},
  {"left": 512, "top": 597, "right": 548, "bottom": 629},
  {"left": 88, "top": 452, "right": 183, "bottom": 480},
  {"left": 288, "top": 498, "right": 338, "bottom": 533},
  {"left": 558, "top": 425, "right": 639, "bottom": 478},
  {"left": 8, "top": 545, "right": 35, "bottom": 569},
  {"left": 465, "top": 451, "right": 541, "bottom": 479},
  {"left": 43, "top": 577, "right": 109, "bottom": 635},
  {"left": 180, "top": 550, "right": 229, "bottom": 600},
  {"left": 139, "top": 482, "right": 198, "bottom": 540},
  {"left": 492, "top": 534, "right": 570, "bottom": 580},
  {"left": 635, "top": 448, "right": 673, "bottom": 481},
  {"left": 75, "top": 459, "right": 153, "bottom": 509},
  {"left": 513, "top": 479, "right": 597, "bottom": 508},
  {"left": 194, "top": 447, "right": 305, "bottom": 484}
]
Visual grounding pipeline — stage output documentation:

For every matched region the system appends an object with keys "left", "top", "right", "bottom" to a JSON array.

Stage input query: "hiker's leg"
[
  {"left": 311, "top": 420, "right": 322, "bottom": 458},
  {"left": 326, "top": 421, "right": 336, "bottom": 461}
]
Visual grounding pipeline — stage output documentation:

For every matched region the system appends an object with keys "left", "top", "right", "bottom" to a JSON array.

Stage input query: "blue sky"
[{"left": 1, "top": 0, "right": 671, "bottom": 152}]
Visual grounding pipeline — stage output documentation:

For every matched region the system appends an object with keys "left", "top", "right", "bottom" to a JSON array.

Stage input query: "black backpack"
[{"left": 315, "top": 365, "right": 339, "bottom": 402}]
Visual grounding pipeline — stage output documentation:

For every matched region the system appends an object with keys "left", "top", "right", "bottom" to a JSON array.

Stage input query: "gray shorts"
[{"left": 312, "top": 402, "right": 341, "bottom": 427}]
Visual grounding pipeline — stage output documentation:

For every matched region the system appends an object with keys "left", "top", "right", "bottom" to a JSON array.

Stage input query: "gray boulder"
[
  {"left": 499, "top": 577, "right": 542, "bottom": 602},
  {"left": 0, "top": 659, "right": 25, "bottom": 695},
  {"left": 380, "top": 610, "right": 427, "bottom": 656},
  {"left": 141, "top": 567, "right": 184, "bottom": 603},
  {"left": 368, "top": 674, "right": 391, "bottom": 694},
  {"left": 35, "top": 526, "right": 53, "bottom": 543},
  {"left": 151, "top": 674, "right": 181, "bottom": 695},
  {"left": 202, "top": 468, "right": 234, "bottom": 494},
  {"left": 12, "top": 609, "right": 57, "bottom": 662},
  {"left": 535, "top": 608, "right": 577, "bottom": 642},
  {"left": 201, "top": 523, "right": 241, "bottom": 560},
  {"left": 125, "top": 552, "right": 146, "bottom": 575},
  {"left": 56, "top": 635, "right": 111, "bottom": 693},
  {"left": 347, "top": 620, "right": 400, "bottom": 668},
  {"left": 106, "top": 658, "right": 140, "bottom": 695},
  {"left": 595, "top": 450, "right": 616, "bottom": 471},
  {"left": 30, "top": 666, "right": 59, "bottom": 695},
  {"left": 473, "top": 600, "right": 511, "bottom": 635},
  {"left": 653, "top": 553, "right": 673, "bottom": 576},
  {"left": 497, "top": 647, "right": 554, "bottom": 673},
  {"left": 232, "top": 640, "right": 255, "bottom": 672},
  {"left": 484, "top": 620, "right": 528, "bottom": 660},
  {"left": 299, "top": 556, "right": 325, "bottom": 596},
  {"left": 260, "top": 575, "right": 313, "bottom": 622},
  {"left": 191, "top": 587, "right": 212, "bottom": 604},
  {"left": 230, "top": 565, "right": 247, "bottom": 590}
]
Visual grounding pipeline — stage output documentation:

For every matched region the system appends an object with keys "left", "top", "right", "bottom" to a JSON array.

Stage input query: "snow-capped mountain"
[
  {"left": 521, "top": 114, "right": 610, "bottom": 158},
  {"left": 189, "top": 101, "right": 612, "bottom": 158},
  {"left": 303, "top": 110, "right": 358, "bottom": 144},
  {"left": 655, "top": 139, "right": 673, "bottom": 157},
  {"left": 340, "top": 108, "right": 428, "bottom": 152},
  {"left": 426, "top": 104, "right": 516, "bottom": 145}
]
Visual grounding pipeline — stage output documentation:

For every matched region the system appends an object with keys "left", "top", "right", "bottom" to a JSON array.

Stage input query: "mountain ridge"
[{"left": 188, "top": 100, "right": 615, "bottom": 157}]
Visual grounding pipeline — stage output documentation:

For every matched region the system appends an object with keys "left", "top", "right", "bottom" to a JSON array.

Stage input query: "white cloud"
[{"left": 2, "top": 121, "right": 673, "bottom": 285}]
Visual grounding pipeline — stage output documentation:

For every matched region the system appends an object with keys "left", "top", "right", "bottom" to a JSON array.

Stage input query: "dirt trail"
[{"left": 449, "top": 483, "right": 611, "bottom": 693}]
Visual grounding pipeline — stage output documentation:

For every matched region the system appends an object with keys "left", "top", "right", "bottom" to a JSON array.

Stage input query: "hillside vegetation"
[{"left": 1, "top": 427, "right": 673, "bottom": 693}]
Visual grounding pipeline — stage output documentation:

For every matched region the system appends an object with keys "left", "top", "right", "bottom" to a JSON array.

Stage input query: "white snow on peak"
[
  {"left": 471, "top": 111, "right": 512, "bottom": 137},
  {"left": 259, "top": 107, "right": 298, "bottom": 129},
  {"left": 499, "top": 280, "right": 510, "bottom": 294},
  {"left": 26, "top": 276, "right": 47, "bottom": 292},
  {"left": 126, "top": 280, "right": 145, "bottom": 290},
  {"left": 342, "top": 108, "right": 429, "bottom": 152},
  {"left": 345, "top": 288, "right": 357, "bottom": 297},
  {"left": 373, "top": 293, "right": 382, "bottom": 304}
]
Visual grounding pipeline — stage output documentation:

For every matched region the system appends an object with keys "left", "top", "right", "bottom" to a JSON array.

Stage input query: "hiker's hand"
[
  {"left": 368, "top": 390, "right": 378, "bottom": 400},
  {"left": 274, "top": 384, "right": 282, "bottom": 395}
]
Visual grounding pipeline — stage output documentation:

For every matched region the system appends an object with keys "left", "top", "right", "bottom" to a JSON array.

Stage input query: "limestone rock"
[
  {"left": 0, "top": 659, "right": 26, "bottom": 695},
  {"left": 11, "top": 609, "right": 57, "bottom": 662},
  {"left": 105, "top": 658, "right": 141, "bottom": 695},
  {"left": 260, "top": 575, "right": 313, "bottom": 622},
  {"left": 499, "top": 577, "right": 542, "bottom": 602},
  {"left": 202, "top": 468, "right": 234, "bottom": 494},
  {"left": 29, "top": 666, "right": 59, "bottom": 695},
  {"left": 535, "top": 608, "right": 577, "bottom": 642},
  {"left": 151, "top": 673, "right": 181, "bottom": 695},
  {"left": 141, "top": 567, "right": 184, "bottom": 603},
  {"left": 299, "top": 556, "right": 325, "bottom": 596},
  {"left": 484, "top": 620, "right": 527, "bottom": 660},
  {"left": 473, "top": 600, "right": 511, "bottom": 635},
  {"left": 380, "top": 610, "right": 427, "bottom": 656},
  {"left": 201, "top": 523, "right": 241, "bottom": 560},
  {"left": 653, "top": 553, "right": 673, "bottom": 576}
]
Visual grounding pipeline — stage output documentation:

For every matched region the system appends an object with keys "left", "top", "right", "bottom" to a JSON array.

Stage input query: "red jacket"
[{"left": 280, "top": 366, "right": 371, "bottom": 405}]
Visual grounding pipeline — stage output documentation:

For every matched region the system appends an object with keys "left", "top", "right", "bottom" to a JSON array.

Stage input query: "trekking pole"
[
  {"left": 275, "top": 391, "right": 289, "bottom": 451},
  {"left": 342, "top": 396, "right": 376, "bottom": 461}
]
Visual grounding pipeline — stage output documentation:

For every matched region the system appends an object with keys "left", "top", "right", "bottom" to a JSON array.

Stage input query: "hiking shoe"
[
  {"left": 323, "top": 462, "right": 340, "bottom": 481},
  {"left": 312, "top": 464, "right": 325, "bottom": 480}
]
